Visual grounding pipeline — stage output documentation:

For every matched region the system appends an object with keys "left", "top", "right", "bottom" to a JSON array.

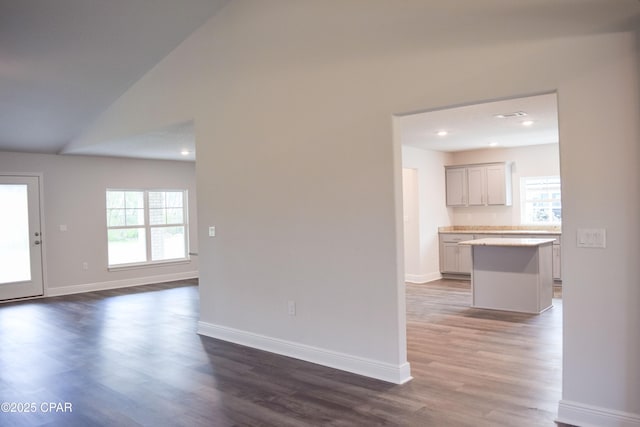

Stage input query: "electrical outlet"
[
  {"left": 287, "top": 300, "right": 296, "bottom": 316},
  {"left": 208, "top": 226, "right": 216, "bottom": 237},
  {"left": 82, "top": 262, "right": 89, "bottom": 270}
]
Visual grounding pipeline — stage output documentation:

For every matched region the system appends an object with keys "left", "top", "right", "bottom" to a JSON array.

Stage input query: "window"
[
  {"left": 520, "top": 176, "right": 561, "bottom": 225},
  {"left": 106, "top": 190, "right": 188, "bottom": 267}
]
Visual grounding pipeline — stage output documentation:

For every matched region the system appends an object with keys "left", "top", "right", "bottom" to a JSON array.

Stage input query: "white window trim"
[
  {"left": 107, "top": 259, "right": 191, "bottom": 272},
  {"left": 520, "top": 176, "right": 562, "bottom": 226},
  {"left": 106, "top": 189, "right": 190, "bottom": 269}
]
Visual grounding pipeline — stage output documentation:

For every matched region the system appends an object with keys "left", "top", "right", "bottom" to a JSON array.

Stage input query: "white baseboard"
[
  {"left": 197, "top": 321, "right": 412, "bottom": 385},
  {"left": 46, "top": 271, "right": 198, "bottom": 297},
  {"left": 557, "top": 400, "right": 640, "bottom": 427},
  {"left": 405, "top": 272, "right": 441, "bottom": 284}
]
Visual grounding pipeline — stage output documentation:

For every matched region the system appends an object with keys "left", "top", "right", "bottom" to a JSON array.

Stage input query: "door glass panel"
[{"left": 0, "top": 185, "right": 31, "bottom": 284}]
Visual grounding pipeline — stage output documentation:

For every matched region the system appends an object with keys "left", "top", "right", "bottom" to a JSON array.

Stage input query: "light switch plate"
[
  {"left": 577, "top": 228, "right": 606, "bottom": 248},
  {"left": 208, "top": 226, "right": 216, "bottom": 237}
]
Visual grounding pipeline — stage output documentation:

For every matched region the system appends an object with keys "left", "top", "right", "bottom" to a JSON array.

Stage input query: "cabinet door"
[
  {"left": 552, "top": 245, "right": 561, "bottom": 280},
  {"left": 486, "top": 164, "right": 507, "bottom": 205},
  {"left": 442, "top": 243, "right": 459, "bottom": 273},
  {"left": 467, "top": 167, "right": 485, "bottom": 206},
  {"left": 486, "top": 164, "right": 512, "bottom": 206},
  {"left": 458, "top": 244, "right": 472, "bottom": 274},
  {"left": 446, "top": 168, "right": 466, "bottom": 206}
]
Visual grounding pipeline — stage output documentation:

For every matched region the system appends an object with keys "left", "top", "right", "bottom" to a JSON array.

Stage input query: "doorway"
[
  {"left": 395, "top": 92, "right": 563, "bottom": 420},
  {"left": 397, "top": 92, "right": 561, "bottom": 283},
  {"left": 0, "top": 175, "right": 44, "bottom": 300}
]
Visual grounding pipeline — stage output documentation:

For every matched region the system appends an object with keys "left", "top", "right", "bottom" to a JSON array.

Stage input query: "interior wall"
[
  {"left": 449, "top": 144, "right": 560, "bottom": 226},
  {"left": 401, "top": 168, "right": 420, "bottom": 279},
  {"left": 557, "top": 35, "right": 640, "bottom": 424},
  {"left": 402, "top": 146, "right": 452, "bottom": 283},
  {"left": 66, "top": 1, "right": 640, "bottom": 421},
  {"left": 0, "top": 151, "right": 198, "bottom": 294}
]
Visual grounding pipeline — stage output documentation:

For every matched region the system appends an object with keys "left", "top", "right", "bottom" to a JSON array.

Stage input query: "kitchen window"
[
  {"left": 520, "top": 176, "right": 561, "bottom": 225},
  {"left": 106, "top": 189, "right": 188, "bottom": 267}
]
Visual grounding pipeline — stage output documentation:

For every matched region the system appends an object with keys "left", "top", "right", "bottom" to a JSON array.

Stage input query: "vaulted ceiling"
[
  {"left": 0, "top": 0, "right": 638, "bottom": 161},
  {"left": 0, "top": 0, "right": 228, "bottom": 157}
]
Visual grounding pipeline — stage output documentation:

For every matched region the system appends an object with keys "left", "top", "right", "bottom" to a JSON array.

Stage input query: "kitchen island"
[
  {"left": 438, "top": 227, "right": 562, "bottom": 282},
  {"left": 459, "top": 238, "right": 556, "bottom": 314}
]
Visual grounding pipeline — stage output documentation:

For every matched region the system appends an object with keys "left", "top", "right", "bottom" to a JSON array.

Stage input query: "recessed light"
[
  {"left": 181, "top": 150, "right": 190, "bottom": 156},
  {"left": 522, "top": 120, "right": 534, "bottom": 126},
  {"left": 436, "top": 130, "right": 448, "bottom": 136},
  {"left": 489, "top": 142, "right": 499, "bottom": 147}
]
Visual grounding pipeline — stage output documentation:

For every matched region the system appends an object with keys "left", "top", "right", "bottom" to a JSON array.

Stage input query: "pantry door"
[{"left": 0, "top": 175, "right": 44, "bottom": 300}]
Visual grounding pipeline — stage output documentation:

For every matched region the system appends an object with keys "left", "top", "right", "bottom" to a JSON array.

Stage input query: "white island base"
[{"left": 459, "top": 238, "right": 555, "bottom": 314}]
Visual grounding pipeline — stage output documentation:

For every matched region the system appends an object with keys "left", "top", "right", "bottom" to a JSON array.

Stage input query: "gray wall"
[
  {"left": 63, "top": 2, "right": 640, "bottom": 424},
  {"left": 0, "top": 152, "right": 198, "bottom": 294}
]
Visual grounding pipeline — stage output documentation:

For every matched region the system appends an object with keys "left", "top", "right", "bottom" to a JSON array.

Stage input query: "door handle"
[{"left": 34, "top": 240, "right": 41, "bottom": 245}]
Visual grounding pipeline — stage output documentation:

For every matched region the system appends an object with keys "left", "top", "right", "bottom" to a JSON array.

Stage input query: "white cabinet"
[
  {"left": 445, "top": 167, "right": 467, "bottom": 206},
  {"left": 442, "top": 242, "right": 460, "bottom": 272},
  {"left": 445, "top": 162, "right": 512, "bottom": 207},
  {"left": 467, "top": 167, "right": 485, "bottom": 206},
  {"left": 440, "top": 231, "right": 562, "bottom": 281},
  {"left": 552, "top": 244, "right": 561, "bottom": 280},
  {"left": 442, "top": 242, "right": 472, "bottom": 274},
  {"left": 440, "top": 234, "right": 472, "bottom": 274},
  {"left": 458, "top": 244, "right": 472, "bottom": 274},
  {"left": 486, "top": 164, "right": 511, "bottom": 205}
]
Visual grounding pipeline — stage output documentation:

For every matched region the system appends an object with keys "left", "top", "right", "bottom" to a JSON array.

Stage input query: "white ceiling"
[
  {"left": 399, "top": 93, "right": 559, "bottom": 152},
  {"left": 68, "top": 121, "right": 196, "bottom": 162},
  {"left": 0, "top": 0, "right": 638, "bottom": 161},
  {"left": 0, "top": 0, "right": 228, "bottom": 158}
]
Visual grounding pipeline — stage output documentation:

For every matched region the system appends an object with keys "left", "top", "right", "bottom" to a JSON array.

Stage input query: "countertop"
[
  {"left": 459, "top": 238, "right": 557, "bottom": 247},
  {"left": 438, "top": 226, "right": 561, "bottom": 235}
]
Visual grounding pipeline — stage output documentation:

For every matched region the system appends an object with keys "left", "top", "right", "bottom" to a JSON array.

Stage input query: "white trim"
[
  {"left": 557, "top": 400, "right": 640, "bottom": 427},
  {"left": 45, "top": 271, "right": 198, "bottom": 297},
  {"left": 108, "top": 259, "right": 191, "bottom": 272},
  {"left": 0, "top": 173, "right": 47, "bottom": 300},
  {"left": 197, "top": 321, "right": 413, "bottom": 385},
  {"left": 37, "top": 173, "right": 48, "bottom": 299},
  {"left": 405, "top": 272, "right": 442, "bottom": 284}
]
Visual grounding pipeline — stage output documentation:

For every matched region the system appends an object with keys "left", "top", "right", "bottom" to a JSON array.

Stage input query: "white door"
[{"left": 0, "top": 176, "right": 44, "bottom": 300}]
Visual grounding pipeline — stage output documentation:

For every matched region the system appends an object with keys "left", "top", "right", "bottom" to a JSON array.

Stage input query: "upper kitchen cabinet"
[
  {"left": 445, "top": 167, "right": 467, "bottom": 206},
  {"left": 467, "top": 166, "right": 485, "bottom": 205},
  {"left": 445, "top": 162, "right": 512, "bottom": 207},
  {"left": 485, "top": 163, "right": 512, "bottom": 205}
]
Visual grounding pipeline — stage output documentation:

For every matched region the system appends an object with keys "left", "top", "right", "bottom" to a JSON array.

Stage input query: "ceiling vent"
[{"left": 494, "top": 111, "right": 528, "bottom": 119}]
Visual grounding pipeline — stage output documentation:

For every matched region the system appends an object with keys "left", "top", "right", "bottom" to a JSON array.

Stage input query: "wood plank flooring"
[{"left": 0, "top": 279, "right": 564, "bottom": 426}]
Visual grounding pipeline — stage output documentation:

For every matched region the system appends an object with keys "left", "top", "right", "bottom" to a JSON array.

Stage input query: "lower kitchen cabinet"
[
  {"left": 553, "top": 244, "right": 561, "bottom": 281},
  {"left": 442, "top": 242, "right": 472, "bottom": 274},
  {"left": 440, "top": 234, "right": 473, "bottom": 275},
  {"left": 439, "top": 231, "right": 562, "bottom": 281},
  {"left": 458, "top": 244, "right": 472, "bottom": 274}
]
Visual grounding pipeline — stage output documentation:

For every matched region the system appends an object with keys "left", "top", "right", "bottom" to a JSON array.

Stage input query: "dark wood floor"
[{"left": 0, "top": 279, "right": 563, "bottom": 426}]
